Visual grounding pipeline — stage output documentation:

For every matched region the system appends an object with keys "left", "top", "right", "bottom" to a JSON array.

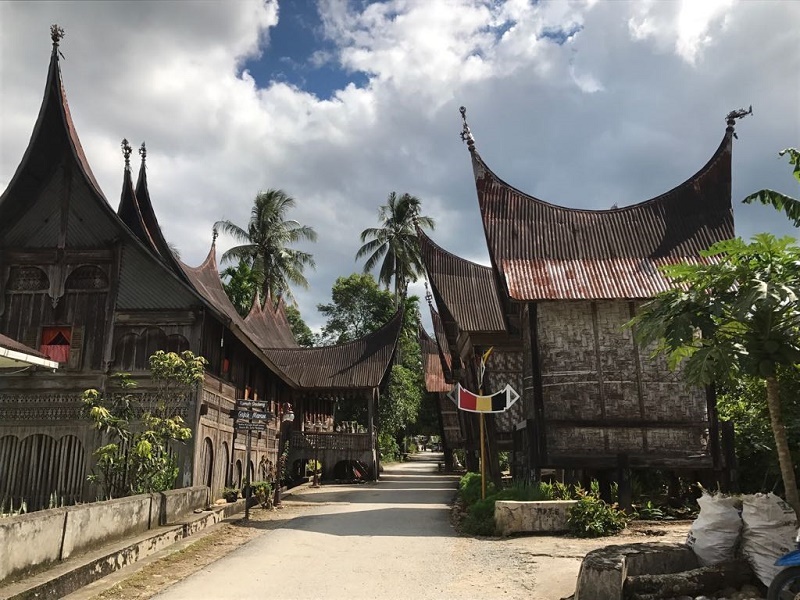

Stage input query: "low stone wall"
[
  {"left": 495, "top": 500, "right": 577, "bottom": 536},
  {"left": 574, "top": 542, "right": 699, "bottom": 600},
  {"left": 0, "top": 486, "right": 209, "bottom": 583}
]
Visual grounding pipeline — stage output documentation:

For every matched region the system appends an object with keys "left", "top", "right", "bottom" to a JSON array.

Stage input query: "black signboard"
[
  {"left": 235, "top": 410, "right": 273, "bottom": 422},
  {"left": 236, "top": 421, "right": 267, "bottom": 432},
  {"left": 236, "top": 399, "right": 268, "bottom": 412}
]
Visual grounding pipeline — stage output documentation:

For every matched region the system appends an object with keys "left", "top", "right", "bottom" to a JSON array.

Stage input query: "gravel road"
[{"left": 151, "top": 455, "right": 688, "bottom": 600}]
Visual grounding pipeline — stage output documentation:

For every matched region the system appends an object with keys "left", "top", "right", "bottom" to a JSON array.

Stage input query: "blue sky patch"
[{"left": 242, "top": 1, "right": 369, "bottom": 99}]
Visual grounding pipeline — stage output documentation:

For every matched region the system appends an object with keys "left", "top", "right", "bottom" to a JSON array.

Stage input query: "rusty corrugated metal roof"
[
  {"left": 428, "top": 300, "right": 453, "bottom": 379},
  {"left": 470, "top": 127, "right": 734, "bottom": 300},
  {"left": 504, "top": 256, "right": 717, "bottom": 300},
  {"left": 418, "top": 228, "right": 505, "bottom": 333},
  {"left": 420, "top": 327, "right": 452, "bottom": 393},
  {"left": 263, "top": 309, "right": 403, "bottom": 389}
]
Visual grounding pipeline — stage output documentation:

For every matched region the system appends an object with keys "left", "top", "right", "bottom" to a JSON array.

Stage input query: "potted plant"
[{"left": 222, "top": 487, "right": 239, "bottom": 503}]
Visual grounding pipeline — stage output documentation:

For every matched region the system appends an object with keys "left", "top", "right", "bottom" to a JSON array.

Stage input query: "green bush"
[
  {"left": 458, "top": 472, "right": 495, "bottom": 505},
  {"left": 568, "top": 491, "right": 629, "bottom": 538},
  {"left": 461, "top": 497, "right": 497, "bottom": 536}
]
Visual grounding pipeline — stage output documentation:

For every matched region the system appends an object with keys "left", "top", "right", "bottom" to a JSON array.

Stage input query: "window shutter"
[
  {"left": 23, "top": 328, "right": 39, "bottom": 351},
  {"left": 68, "top": 326, "right": 84, "bottom": 369}
]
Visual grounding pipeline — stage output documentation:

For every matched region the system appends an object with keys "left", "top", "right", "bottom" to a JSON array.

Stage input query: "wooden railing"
[{"left": 290, "top": 431, "right": 373, "bottom": 452}]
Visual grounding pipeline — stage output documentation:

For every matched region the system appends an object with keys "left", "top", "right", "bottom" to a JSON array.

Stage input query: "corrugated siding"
[
  {"left": 418, "top": 229, "right": 505, "bottom": 332},
  {"left": 474, "top": 130, "right": 734, "bottom": 300}
]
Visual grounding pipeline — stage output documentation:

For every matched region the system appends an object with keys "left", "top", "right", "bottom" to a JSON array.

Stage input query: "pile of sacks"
[{"left": 686, "top": 492, "right": 797, "bottom": 587}]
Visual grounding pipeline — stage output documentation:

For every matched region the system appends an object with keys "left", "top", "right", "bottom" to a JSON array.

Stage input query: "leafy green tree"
[
  {"left": 742, "top": 148, "right": 800, "bottom": 226},
  {"left": 718, "top": 368, "right": 800, "bottom": 493},
  {"left": 630, "top": 234, "right": 800, "bottom": 518},
  {"left": 83, "top": 351, "right": 206, "bottom": 499},
  {"left": 356, "top": 192, "right": 434, "bottom": 303},
  {"left": 284, "top": 305, "right": 315, "bottom": 347},
  {"left": 216, "top": 189, "right": 317, "bottom": 304},
  {"left": 317, "top": 273, "right": 394, "bottom": 345},
  {"left": 220, "top": 262, "right": 258, "bottom": 318}
]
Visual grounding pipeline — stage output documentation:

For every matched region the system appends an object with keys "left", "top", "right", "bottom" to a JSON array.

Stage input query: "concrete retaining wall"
[
  {"left": 0, "top": 486, "right": 209, "bottom": 583},
  {"left": 574, "top": 542, "right": 698, "bottom": 600},
  {"left": 495, "top": 500, "right": 577, "bottom": 536}
]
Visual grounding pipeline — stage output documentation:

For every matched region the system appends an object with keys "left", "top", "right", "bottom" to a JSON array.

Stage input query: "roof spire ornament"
[
  {"left": 121, "top": 139, "right": 132, "bottom": 170},
  {"left": 212, "top": 226, "right": 219, "bottom": 245},
  {"left": 459, "top": 106, "right": 476, "bottom": 152},
  {"left": 139, "top": 142, "right": 147, "bottom": 164},
  {"left": 424, "top": 281, "right": 434, "bottom": 306},
  {"left": 725, "top": 105, "right": 752, "bottom": 139},
  {"left": 50, "top": 24, "right": 65, "bottom": 47}
]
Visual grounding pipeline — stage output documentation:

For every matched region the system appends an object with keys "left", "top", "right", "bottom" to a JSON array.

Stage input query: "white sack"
[
  {"left": 741, "top": 493, "right": 797, "bottom": 587},
  {"left": 686, "top": 492, "right": 742, "bottom": 566}
]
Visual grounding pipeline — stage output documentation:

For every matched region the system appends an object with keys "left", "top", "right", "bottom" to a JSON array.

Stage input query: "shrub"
[
  {"left": 458, "top": 472, "right": 495, "bottom": 505},
  {"left": 251, "top": 481, "right": 273, "bottom": 508},
  {"left": 461, "top": 498, "right": 497, "bottom": 536},
  {"left": 568, "top": 490, "right": 629, "bottom": 538}
]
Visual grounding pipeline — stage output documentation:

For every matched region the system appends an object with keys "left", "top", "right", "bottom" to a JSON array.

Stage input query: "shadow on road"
[{"left": 278, "top": 505, "right": 454, "bottom": 537}]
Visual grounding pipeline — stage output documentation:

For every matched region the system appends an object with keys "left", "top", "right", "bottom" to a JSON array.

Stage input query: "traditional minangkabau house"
[
  {"left": 417, "top": 227, "right": 524, "bottom": 483},
  {"left": 419, "top": 325, "right": 462, "bottom": 471},
  {"left": 420, "top": 106, "right": 739, "bottom": 497},
  {"left": 0, "top": 28, "right": 400, "bottom": 510}
]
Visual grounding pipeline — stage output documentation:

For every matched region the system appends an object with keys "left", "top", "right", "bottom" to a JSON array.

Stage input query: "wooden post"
[
  {"left": 243, "top": 390, "right": 251, "bottom": 521},
  {"left": 480, "top": 412, "right": 486, "bottom": 500},
  {"left": 244, "top": 429, "right": 252, "bottom": 520},
  {"left": 617, "top": 454, "right": 632, "bottom": 513}
]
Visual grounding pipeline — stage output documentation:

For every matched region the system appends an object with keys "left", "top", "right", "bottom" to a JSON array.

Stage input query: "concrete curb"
[{"left": 0, "top": 501, "right": 243, "bottom": 600}]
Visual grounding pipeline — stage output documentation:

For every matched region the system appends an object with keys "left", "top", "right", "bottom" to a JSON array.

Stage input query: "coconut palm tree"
[
  {"left": 356, "top": 192, "right": 434, "bottom": 304},
  {"left": 215, "top": 189, "right": 317, "bottom": 305}
]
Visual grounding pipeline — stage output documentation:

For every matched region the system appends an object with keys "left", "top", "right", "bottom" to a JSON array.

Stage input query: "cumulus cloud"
[{"left": 1, "top": 0, "right": 798, "bottom": 332}]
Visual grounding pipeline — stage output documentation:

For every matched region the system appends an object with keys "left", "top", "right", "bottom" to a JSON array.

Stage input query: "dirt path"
[{"left": 68, "top": 455, "right": 690, "bottom": 600}]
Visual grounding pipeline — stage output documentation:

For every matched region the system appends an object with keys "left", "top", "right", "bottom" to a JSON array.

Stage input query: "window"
[{"left": 40, "top": 327, "right": 71, "bottom": 363}]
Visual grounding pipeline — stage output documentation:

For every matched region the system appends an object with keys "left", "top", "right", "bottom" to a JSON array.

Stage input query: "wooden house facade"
[
  {"left": 419, "top": 108, "right": 738, "bottom": 490},
  {"left": 0, "top": 31, "right": 400, "bottom": 510}
]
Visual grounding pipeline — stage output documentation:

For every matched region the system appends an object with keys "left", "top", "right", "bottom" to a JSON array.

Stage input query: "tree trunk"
[{"left": 765, "top": 375, "right": 800, "bottom": 522}]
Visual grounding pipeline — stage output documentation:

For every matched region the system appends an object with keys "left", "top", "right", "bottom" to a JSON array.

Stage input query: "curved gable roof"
[
  {"left": 417, "top": 228, "right": 505, "bottom": 333},
  {"left": 467, "top": 121, "right": 735, "bottom": 300},
  {"left": 0, "top": 37, "right": 107, "bottom": 227},
  {"left": 244, "top": 293, "right": 298, "bottom": 349},
  {"left": 262, "top": 309, "right": 403, "bottom": 390},
  {"left": 420, "top": 327, "right": 452, "bottom": 393}
]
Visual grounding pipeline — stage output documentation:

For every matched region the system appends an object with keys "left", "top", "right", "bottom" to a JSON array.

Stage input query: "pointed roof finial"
[
  {"left": 121, "top": 139, "right": 132, "bottom": 169},
  {"left": 139, "top": 142, "right": 147, "bottom": 164},
  {"left": 459, "top": 106, "right": 476, "bottom": 153},
  {"left": 424, "top": 281, "right": 434, "bottom": 306},
  {"left": 725, "top": 105, "right": 752, "bottom": 139},
  {"left": 50, "top": 24, "right": 65, "bottom": 47},
  {"left": 212, "top": 225, "right": 219, "bottom": 245}
]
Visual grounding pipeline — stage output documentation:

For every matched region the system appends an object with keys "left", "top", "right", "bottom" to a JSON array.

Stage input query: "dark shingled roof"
[
  {"left": 417, "top": 228, "right": 506, "bottom": 333},
  {"left": 263, "top": 309, "right": 403, "bottom": 390},
  {"left": 468, "top": 125, "right": 735, "bottom": 300},
  {"left": 179, "top": 242, "right": 244, "bottom": 326},
  {"left": 0, "top": 36, "right": 108, "bottom": 226},
  {"left": 420, "top": 327, "right": 451, "bottom": 393},
  {"left": 245, "top": 293, "right": 298, "bottom": 349},
  {"left": 133, "top": 154, "right": 190, "bottom": 277},
  {"left": 427, "top": 298, "right": 453, "bottom": 381}
]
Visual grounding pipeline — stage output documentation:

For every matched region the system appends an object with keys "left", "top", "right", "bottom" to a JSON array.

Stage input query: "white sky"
[{"left": 1, "top": 1, "right": 798, "bottom": 331}]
